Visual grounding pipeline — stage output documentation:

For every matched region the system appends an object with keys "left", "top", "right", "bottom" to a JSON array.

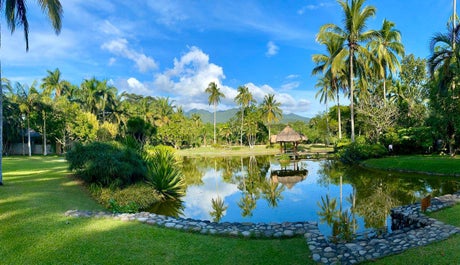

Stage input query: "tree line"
[
  {"left": 311, "top": 0, "right": 460, "bottom": 156},
  {"left": 1, "top": 70, "right": 284, "bottom": 155}
]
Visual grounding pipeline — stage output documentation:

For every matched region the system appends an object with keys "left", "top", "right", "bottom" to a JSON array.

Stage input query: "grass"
[
  {"left": 176, "top": 145, "right": 279, "bottom": 157},
  {"left": 0, "top": 156, "right": 312, "bottom": 265},
  {"left": 362, "top": 155, "right": 460, "bottom": 175}
]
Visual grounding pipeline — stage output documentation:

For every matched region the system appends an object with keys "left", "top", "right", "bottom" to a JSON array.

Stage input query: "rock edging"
[
  {"left": 64, "top": 210, "right": 316, "bottom": 238},
  {"left": 65, "top": 191, "right": 460, "bottom": 264},
  {"left": 307, "top": 191, "right": 460, "bottom": 264}
]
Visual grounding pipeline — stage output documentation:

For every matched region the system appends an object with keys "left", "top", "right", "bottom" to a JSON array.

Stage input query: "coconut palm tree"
[
  {"left": 234, "top": 85, "right": 255, "bottom": 146},
  {"left": 315, "top": 75, "right": 335, "bottom": 144},
  {"left": 319, "top": 0, "right": 376, "bottom": 142},
  {"left": 205, "top": 82, "right": 225, "bottom": 145},
  {"left": 368, "top": 19, "right": 405, "bottom": 104},
  {"left": 312, "top": 32, "right": 346, "bottom": 139},
  {"left": 41, "top": 68, "right": 67, "bottom": 98},
  {"left": 0, "top": 0, "right": 62, "bottom": 185},
  {"left": 261, "top": 94, "right": 282, "bottom": 144}
]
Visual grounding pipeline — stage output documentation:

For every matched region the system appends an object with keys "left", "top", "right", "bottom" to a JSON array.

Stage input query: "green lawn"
[
  {"left": 0, "top": 156, "right": 311, "bottom": 265},
  {"left": 362, "top": 155, "right": 460, "bottom": 175}
]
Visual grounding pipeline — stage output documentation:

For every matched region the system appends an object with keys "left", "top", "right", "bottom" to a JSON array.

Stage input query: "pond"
[{"left": 147, "top": 155, "right": 460, "bottom": 236}]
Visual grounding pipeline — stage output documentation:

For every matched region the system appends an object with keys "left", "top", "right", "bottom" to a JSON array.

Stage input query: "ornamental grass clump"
[{"left": 144, "top": 146, "right": 185, "bottom": 200}]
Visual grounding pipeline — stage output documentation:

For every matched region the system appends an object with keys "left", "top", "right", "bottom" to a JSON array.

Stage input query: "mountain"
[{"left": 185, "top": 108, "right": 309, "bottom": 124}]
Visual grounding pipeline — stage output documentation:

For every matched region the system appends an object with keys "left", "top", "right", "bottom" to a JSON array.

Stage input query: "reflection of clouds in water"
[{"left": 183, "top": 170, "right": 239, "bottom": 221}]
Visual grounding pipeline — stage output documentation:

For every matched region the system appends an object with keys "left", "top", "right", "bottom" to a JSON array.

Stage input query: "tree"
[
  {"left": 428, "top": 24, "right": 460, "bottom": 154},
  {"left": 234, "top": 85, "right": 255, "bottom": 146},
  {"left": 319, "top": 0, "right": 377, "bottom": 142},
  {"left": 312, "top": 31, "right": 346, "bottom": 139},
  {"left": 205, "top": 82, "right": 225, "bottom": 145},
  {"left": 0, "top": 0, "right": 63, "bottom": 185},
  {"left": 260, "top": 94, "right": 282, "bottom": 143},
  {"left": 41, "top": 68, "right": 68, "bottom": 98},
  {"left": 368, "top": 19, "right": 405, "bottom": 103}
]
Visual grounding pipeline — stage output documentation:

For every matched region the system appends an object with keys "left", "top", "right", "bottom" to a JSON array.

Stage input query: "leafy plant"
[
  {"left": 144, "top": 146, "right": 186, "bottom": 200},
  {"left": 66, "top": 141, "right": 147, "bottom": 187}
]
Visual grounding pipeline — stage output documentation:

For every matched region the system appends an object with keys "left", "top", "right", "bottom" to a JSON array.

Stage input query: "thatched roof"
[
  {"left": 270, "top": 170, "right": 308, "bottom": 189},
  {"left": 276, "top": 125, "right": 306, "bottom": 142}
]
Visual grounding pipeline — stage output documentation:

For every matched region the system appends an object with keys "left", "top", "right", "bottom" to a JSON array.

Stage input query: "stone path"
[{"left": 65, "top": 191, "right": 460, "bottom": 265}]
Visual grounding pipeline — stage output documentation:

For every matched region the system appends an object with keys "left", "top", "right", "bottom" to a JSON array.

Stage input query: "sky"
[{"left": 0, "top": 0, "right": 457, "bottom": 118}]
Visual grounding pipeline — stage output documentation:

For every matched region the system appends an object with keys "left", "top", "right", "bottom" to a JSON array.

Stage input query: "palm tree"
[
  {"left": 41, "top": 68, "right": 67, "bottom": 98},
  {"left": 261, "top": 94, "right": 282, "bottom": 143},
  {"left": 315, "top": 76, "right": 335, "bottom": 143},
  {"left": 205, "top": 82, "right": 225, "bottom": 145},
  {"left": 368, "top": 19, "right": 405, "bottom": 104},
  {"left": 234, "top": 85, "right": 255, "bottom": 146},
  {"left": 312, "top": 31, "right": 346, "bottom": 139},
  {"left": 14, "top": 82, "right": 40, "bottom": 157},
  {"left": 319, "top": 0, "right": 376, "bottom": 142},
  {"left": 428, "top": 24, "right": 460, "bottom": 154},
  {"left": 0, "top": 0, "right": 62, "bottom": 185}
]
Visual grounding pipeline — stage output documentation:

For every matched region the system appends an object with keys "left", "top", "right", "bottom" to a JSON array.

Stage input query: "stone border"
[
  {"left": 65, "top": 191, "right": 460, "bottom": 265},
  {"left": 307, "top": 191, "right": 460, "bottom": 264},
  {"left": 64, "top": 210, "right": 318, "bottom": 238}
]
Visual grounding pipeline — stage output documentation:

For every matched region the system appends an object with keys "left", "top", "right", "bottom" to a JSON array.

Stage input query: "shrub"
[
  {"left": 337, "top": 140, "right": 387, "bottom": 164},
  {"left": 66, "top": 141, "right": 147, "bottom": 188},
  {"left": 144, "top": 146, "right": 185, "bottom": 200},
  {"left": 89, "top": 183, "right": 160, "bottom": 213}
]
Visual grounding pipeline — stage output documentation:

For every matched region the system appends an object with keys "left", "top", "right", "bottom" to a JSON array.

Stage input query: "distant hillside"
[{"left": 185, "top": 108, "right": 309, "bottom": 124}]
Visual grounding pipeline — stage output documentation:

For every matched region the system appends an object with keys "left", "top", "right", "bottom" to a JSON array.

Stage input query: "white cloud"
[
  {"left": 266, "top": 41, "right": 279, "bottom": 57},
  {"left": 126, "top": 77, "right": 152, "bottom": 95},
  {"left": 101, "top": 38, "right": 158, "bottom": 73},
  {"left": 281, "top": 81, "right": 300, "bottom": 91},
  {"left": 153, "top": 46, "right": 232, "bottom": 110}
]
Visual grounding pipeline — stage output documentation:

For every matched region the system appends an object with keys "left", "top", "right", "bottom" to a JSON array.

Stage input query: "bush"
[
  {"left": 88, "top": 183, "right": 160, "bottom": 213},
  {"left": 144, "top": 146, "right": 185, "bottom": 200},
  {"left": 66, "top": 141, "right": 147, "bottom": 188},
  {"left": 337, "top": 140, "right": 387, "bottom": 164}
]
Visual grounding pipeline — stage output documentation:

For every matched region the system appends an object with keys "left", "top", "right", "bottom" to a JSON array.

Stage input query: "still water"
[{"left": 149, "top": 155, "right": 460, "bottom": 236}]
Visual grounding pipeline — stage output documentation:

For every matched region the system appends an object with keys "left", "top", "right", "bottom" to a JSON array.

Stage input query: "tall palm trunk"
[
  {"left": 240, "top": 110, "right": 244, "bottom": 146},
  {"left": 337, "top": 88, "right": 342, "bottom": 139},
  {"left": 27, "top": 116, "right": 31, "bottom": 157},
  {"left": 349, "top": 49, "right": 356, "bottom": 142},
  {"left": 43, "top": 110, "right": 47, "bottom": 156},
  {"left": 213, "top": 102, "right": 217, "bottom": 145}
]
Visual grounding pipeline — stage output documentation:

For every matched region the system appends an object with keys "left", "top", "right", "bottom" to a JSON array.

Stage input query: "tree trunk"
[
  {"left": 337, "top": 89, "right": 342, "bottom": 139},
  {"left": 213, "top": 103, "right": 217, "bottom": 145},
  {"left": 349, "top": 49, "right": 356, "bottom": 142},
  {"left": 43, "top": 110, "right": 47, "bottom": 156},
  {"left": 240, "top": 110, "right": 244, "bottom": 146},
  {"left": 27, "top": 116, "right": 31, "bottom": 157}
]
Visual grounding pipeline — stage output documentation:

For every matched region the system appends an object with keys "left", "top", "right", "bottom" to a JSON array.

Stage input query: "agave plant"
[{"left": 144, "top": 147, "right": 185, "bottom": 200}]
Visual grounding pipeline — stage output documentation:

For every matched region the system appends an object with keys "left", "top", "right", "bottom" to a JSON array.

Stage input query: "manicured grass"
[
  {"left": 362, "top": 155, "right": 460, "bottom": 175},
  {"left": 176, "top": 145, "right": 279, "bottom": 157},
  {"left": 0, "top": 156, "right": 312, "bottom": 265},
  {"left": 365, "top": 204, "right": 460, "bottom": 265}
]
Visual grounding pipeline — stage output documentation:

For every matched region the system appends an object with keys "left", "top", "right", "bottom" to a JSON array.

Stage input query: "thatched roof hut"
[
  {"left": 276, "top": 126, "right": 306, "bottom": 143},
  {"left": 276, "top": 126, "right": 306, "bottom": 155}
]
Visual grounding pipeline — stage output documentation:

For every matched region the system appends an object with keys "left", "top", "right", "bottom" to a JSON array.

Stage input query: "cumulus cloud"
[
  {"left": 102, "top": 38, "right": 158, "bottom": 72},
  {"left": 153, "top": 46, "right": 235, "bottom": 110},
  {"left": 266, "top": 41, "right": 279, "bottom": 57},
  {"left": 126, "top": 77, "right": 153, "bottom": 95}
]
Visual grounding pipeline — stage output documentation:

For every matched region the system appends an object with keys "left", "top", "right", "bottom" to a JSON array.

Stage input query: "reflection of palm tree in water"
[
  {"left": 262, "top": 179, "right": 285, "bottom": 208},
  {"left": 209, "top": 159, "right": 228, "bottom": 222}
]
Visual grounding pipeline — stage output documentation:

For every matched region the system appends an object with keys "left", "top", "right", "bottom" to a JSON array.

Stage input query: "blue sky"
[{"left": 1, "top": 0, "right": 456, "bottom": 117}]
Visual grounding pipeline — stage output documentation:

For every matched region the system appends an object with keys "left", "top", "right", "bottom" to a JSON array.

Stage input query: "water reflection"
[{"left": 147, "top": 156, "right": 460, "bottom": 235}]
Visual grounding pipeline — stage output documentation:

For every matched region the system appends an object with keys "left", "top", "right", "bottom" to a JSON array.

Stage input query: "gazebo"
[{"left": 276, "top": 125, "right": 306, "bottom": 156}]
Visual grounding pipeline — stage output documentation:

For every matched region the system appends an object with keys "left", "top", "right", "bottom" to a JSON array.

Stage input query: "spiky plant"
[{"left": 145, "top": 146, "right": 185, "bottom": 200}]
